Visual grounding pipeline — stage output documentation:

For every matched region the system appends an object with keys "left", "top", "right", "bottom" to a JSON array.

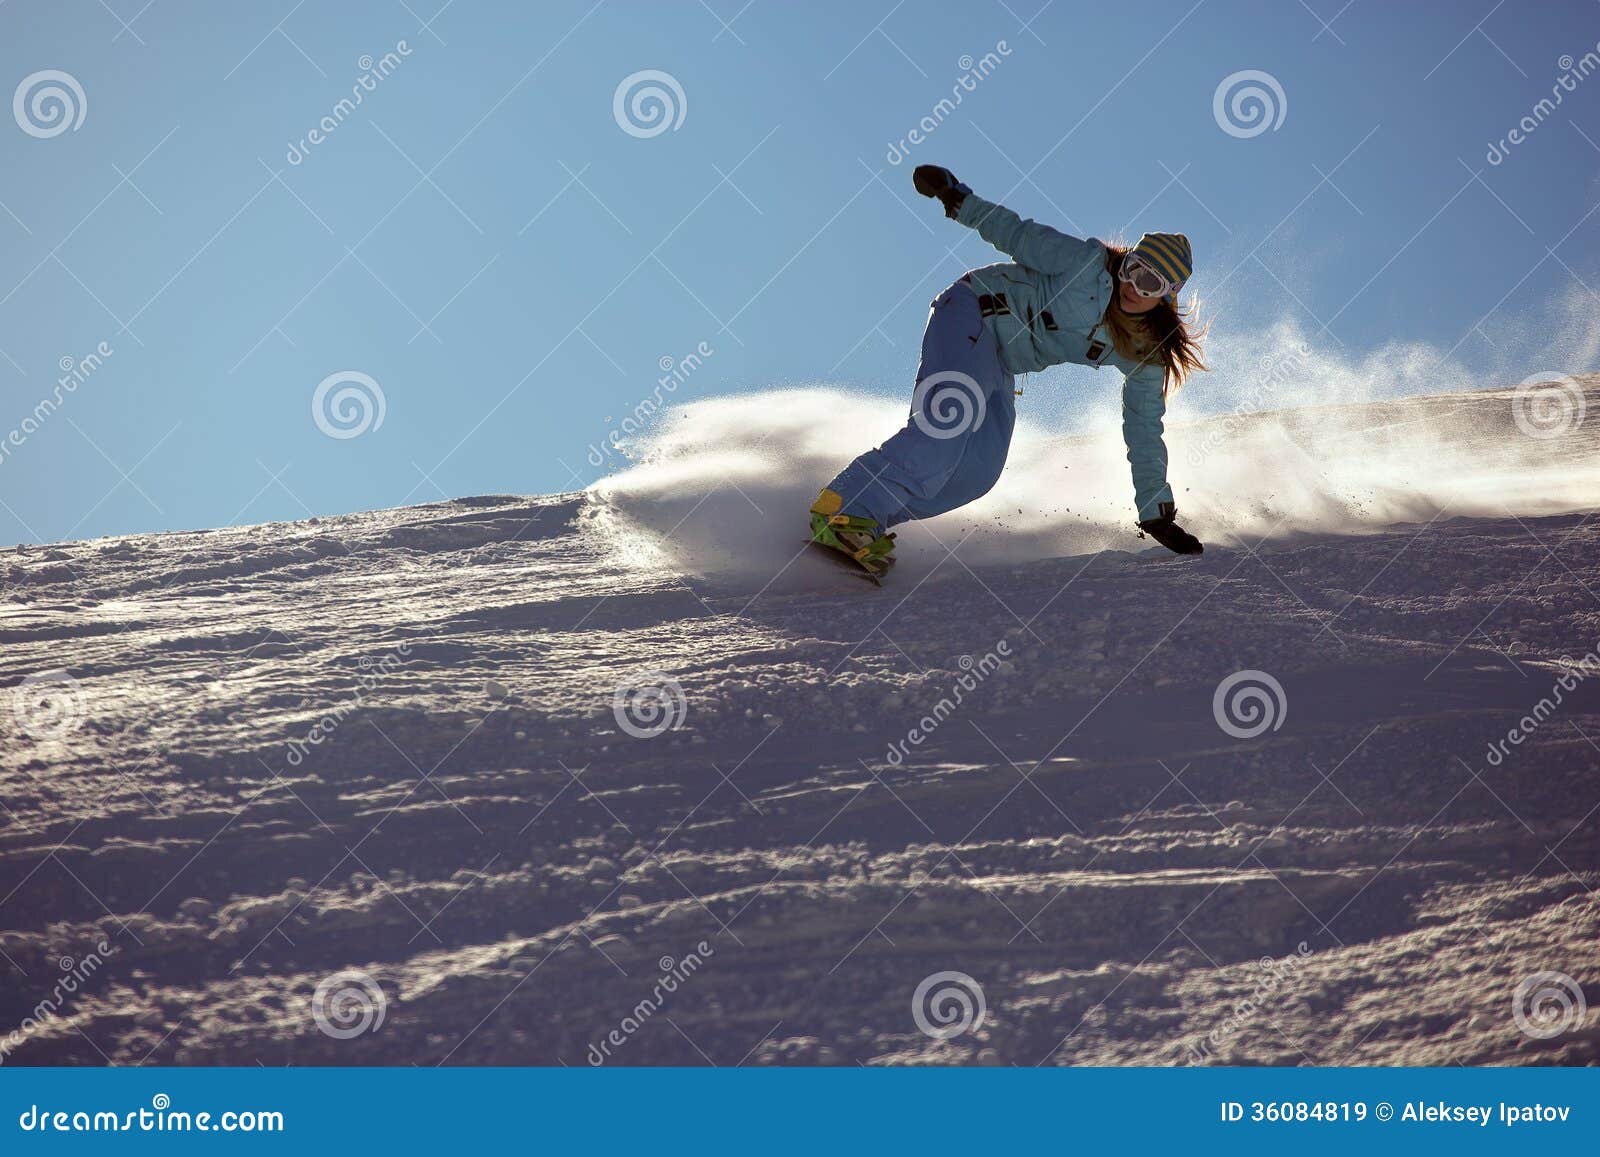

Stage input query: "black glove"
[
  {"left": 1137, "top": 502, "right": 1204, "bottom": 555},
  {"left": 912, "top": 164, "right": 971, "bottom": 219}
]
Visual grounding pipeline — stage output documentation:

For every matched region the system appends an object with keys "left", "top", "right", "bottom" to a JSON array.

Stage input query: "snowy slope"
[{"left": 3, "top": 378, "right": 1599, "bottom": 1066}]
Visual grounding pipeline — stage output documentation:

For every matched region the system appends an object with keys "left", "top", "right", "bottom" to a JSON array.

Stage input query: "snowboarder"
[{"left": 810, "top": 165, "right": 1208, "bottom": 579}]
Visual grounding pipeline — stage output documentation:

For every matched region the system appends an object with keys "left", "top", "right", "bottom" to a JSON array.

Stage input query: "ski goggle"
[{"left": 1118, "top": 252, "right": 1179, "bottom": 299}]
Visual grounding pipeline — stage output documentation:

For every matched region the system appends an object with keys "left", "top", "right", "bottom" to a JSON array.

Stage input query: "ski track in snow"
[{"left": 3, "top": 379, "right": 1599, "bottom": 1066}]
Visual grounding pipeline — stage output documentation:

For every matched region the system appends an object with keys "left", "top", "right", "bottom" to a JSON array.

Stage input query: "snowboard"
[{"left": 804, "top": 538, "right": 892, "bottom": 586}]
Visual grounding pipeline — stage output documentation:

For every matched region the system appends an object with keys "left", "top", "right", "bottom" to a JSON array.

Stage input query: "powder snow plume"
[{"left": 588, "top": 373, "right": 1600, "bottom": 587}]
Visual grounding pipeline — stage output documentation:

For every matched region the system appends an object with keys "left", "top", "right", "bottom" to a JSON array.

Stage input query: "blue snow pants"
[{"left": 826, "top": 279, "right": 1017, "bottom": 531}]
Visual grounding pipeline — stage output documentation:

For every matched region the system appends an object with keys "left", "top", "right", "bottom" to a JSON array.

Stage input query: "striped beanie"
[{"left": 1132, "top": 232, "right": 1193, "bottom": 300}]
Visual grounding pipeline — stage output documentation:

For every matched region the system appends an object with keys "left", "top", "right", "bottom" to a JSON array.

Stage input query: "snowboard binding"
[{"left": 807, "top": 489, "right": 895, "bottom": 584}]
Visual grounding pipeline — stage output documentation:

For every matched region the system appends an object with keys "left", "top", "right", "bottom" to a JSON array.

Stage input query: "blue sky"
[{"left": 2, "top": 0, "right": 1597, "bottom": 544}]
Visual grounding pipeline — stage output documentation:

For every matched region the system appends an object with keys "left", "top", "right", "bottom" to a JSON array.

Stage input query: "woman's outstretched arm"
[
  {"left": 1121, "top": 362, "right": 1175, "bottom": 522},
  {"left": 911, "top": 165, "right": 1100, "bottom": 276},
  {"left": 954, "top": 193, "right": 1103, "bottom": 277}
]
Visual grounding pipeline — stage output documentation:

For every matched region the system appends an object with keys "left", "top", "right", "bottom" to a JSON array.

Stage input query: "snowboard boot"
[{"left": 809, "top": 489, "right": 895, "bottom": 575}]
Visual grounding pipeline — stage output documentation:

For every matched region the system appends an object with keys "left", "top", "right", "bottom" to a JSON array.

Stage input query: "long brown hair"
[{"left": 1103, "top": 244, "right": 1208, "bottom": 397}]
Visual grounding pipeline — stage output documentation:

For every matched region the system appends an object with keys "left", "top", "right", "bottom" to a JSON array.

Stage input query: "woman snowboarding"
[{"left": 810, "top": 165, "right": 1207, "bottom": 580}]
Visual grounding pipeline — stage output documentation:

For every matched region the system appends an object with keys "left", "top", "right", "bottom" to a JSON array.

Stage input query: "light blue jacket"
[{"left": 954, "top": 193, "right": 1174, "bottom": 520}]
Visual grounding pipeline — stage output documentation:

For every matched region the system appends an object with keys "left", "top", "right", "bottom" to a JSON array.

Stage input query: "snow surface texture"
[{"left": 3, "top": 377, "right": 1599, "bottom": 1066}]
